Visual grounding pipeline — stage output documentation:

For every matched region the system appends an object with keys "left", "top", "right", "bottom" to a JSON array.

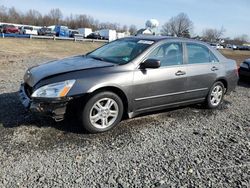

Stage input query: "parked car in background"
[
  {"left": 239, "top": 59, "right": 250, "bottom": 80},
  {"left": 0, "top": 24, "right": 4, "bottom": 33},
  {"left": 19, "top": 36, "right": 239, "bottom": 133},
  {"left": 86, "top": 32, "right": 103, "bottom": 39},
  {"left": 210, "top": 43, "right": 224, "bottom": 50},
  {"left": 232, "top": 45, "right": 239, "bottom": 50},
  {"left": 37, "top": 27, "right": 56, "bottom": 36},
  {"left": 3, "top": 25, "right": 19, "bottom": 34},
  {"left": 226, "top": 44, "right": 238, "bottom": 50},
  {"left": 238, "top": 45, "right": 250, "bottom": 51},
  {"left": 19, "top": 26, "right": 38, "bottom": 35},
  {"left": 69, "top": 29, "right": 80, "bottom": 38}
]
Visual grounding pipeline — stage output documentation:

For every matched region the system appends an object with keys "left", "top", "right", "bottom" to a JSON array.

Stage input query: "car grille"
[{"left": 24, "top": 83, "right": 33, "bottom": 98}]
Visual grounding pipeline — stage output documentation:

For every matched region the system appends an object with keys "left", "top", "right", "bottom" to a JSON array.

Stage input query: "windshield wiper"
[{"left": 90, "top": 56, "right": 105, "bottom": 61}]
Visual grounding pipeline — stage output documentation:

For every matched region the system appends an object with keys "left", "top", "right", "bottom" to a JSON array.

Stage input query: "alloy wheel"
[
  {"left": 89, "top": 98, "right": 119, "bottom": 129},
  {"left": 210, "top": 85, "right": 223, "bottom": 106}
]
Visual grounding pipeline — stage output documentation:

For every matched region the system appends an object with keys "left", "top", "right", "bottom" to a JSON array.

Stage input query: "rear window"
[{"left": 187, "top": 43, "right": 218, "bottom": 64}]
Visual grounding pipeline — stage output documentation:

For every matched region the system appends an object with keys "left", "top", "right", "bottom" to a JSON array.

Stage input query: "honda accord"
[{"left": 19, "top": 36, "right": 239, "bottom": 133}]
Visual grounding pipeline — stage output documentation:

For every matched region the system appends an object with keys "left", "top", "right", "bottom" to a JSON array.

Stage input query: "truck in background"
[
  {"left": 48, "top": 25, "right": 69, "bottom": 37},
  {"left": 98, "top": 29, "right": 117, "bottom": 41},
  {"left": 78, "top": 28, "right": 92, "bottom": 38},
  {"left": 117, "top": 32, "right": 125, "bottom": 39},
  {"left": 54, "top": 25, "right": 69, "bottom": 37}
]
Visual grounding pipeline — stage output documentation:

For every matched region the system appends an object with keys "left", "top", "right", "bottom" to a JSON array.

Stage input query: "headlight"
[{"left": 31, "top": 80, "right": 76, "bottom": 98}]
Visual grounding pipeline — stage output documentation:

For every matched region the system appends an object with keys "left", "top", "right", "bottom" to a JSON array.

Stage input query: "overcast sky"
[{"left": 1, "top": 0, "right": 250, "bottom": 38}]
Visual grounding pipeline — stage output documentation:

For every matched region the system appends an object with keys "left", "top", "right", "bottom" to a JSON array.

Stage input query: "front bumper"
[{"left": 19, "top": 84, "right": 70, "bottom": 121}]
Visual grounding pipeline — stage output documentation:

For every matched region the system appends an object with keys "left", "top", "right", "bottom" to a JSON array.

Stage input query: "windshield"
[
  {"left": 87, "top": 38, "right": 154, "bottom": 65},
  {"left": 24, "top": 27, "right": 32, "bottom": 30}
]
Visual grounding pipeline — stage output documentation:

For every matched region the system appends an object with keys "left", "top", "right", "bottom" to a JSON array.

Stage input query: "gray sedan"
[{"left": 19, "top": 36, "right": 238, "bottom": 133}]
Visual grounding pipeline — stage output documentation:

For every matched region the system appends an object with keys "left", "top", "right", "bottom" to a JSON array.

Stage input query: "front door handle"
[
  {"left": 175, "top": 70, "right": 186, "bottom": 76},
  {"left": 211, "top": 66, "right": 219, "bottom": 71}
]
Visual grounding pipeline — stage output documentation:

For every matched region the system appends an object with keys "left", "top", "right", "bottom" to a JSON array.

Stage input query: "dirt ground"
[
  {"left": 0, "top": 38, "right": 250, "bottom": 187},
  {"left": 220, "top": 49, "right": 250, "bottom": 66},
  {"left": 0, "top": 38, "right": 103, "bottom": 60}
]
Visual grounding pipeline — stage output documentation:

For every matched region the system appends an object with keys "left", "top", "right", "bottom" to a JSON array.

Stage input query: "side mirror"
[{"left": 140, "top": 59, "right": 161, "bottom": 69}]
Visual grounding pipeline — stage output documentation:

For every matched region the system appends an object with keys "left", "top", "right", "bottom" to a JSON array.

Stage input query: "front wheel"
[
  {"left": 206, "top": 81, "right": 225, "bottom": 109},
  {"left": 81, "top": 91, "right": 124, "bottom": 133}
]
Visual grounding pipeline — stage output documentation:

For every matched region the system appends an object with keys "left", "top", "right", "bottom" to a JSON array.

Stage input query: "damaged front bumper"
[{"left": 19, "top": 84, "right": 70, "bottom": 121}]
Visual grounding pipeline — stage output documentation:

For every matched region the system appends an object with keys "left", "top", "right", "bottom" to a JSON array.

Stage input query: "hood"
[{"left": 24, "top": 55, "right": 114, "bottom": 87}]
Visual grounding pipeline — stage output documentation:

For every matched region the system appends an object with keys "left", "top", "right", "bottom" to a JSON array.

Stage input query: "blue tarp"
[
  {"left": 0, "top": 33, "right": 31, "bottom": 38},
  {"left": 54, "top": 26, "right": 69, "bottom": 37}
]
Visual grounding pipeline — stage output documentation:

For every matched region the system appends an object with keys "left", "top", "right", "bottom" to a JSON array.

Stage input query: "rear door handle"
[
  {"left": 211, "top": 66, "right": 219, "bottom": 71},
  {"left": 175, "top": 70, "right": 186, "bottom": 76}
]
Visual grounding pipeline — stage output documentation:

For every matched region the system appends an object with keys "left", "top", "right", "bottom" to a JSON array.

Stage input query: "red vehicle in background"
[{"left": 3, "top": 25, "right": 19, "bottom": 34}]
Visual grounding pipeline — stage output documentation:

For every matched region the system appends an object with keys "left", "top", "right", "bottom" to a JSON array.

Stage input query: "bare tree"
[
  {"left": 162, "top": 13, "right": 193, "bottom": 38},
  {"left": 202, "top": 27, "right": 225, "bottom": 42},
  {"left": 129, "top": 25, "right": 137, "bottom": 35},
  {"left": 24, "top": 9, "right": 42, "bottom": 25},
  {"left": 8, "top": 7, "right": 21, "bottom": 23},
  {"left": 47, "top": 8, "right": 63, "bottom": 25},
  {"left": 0, "top": 5, "right": 9, "bottom": 22},
  {"left": 122, "top": 25, "right": 128, "bottom": 33},
  {"left": 0, "top": 5, "right": 163, "bottom": 34},
  {"left": 232, "top": 34, "right": 249, "bottom": 45},
  {"left": 65, "top": 14, "right": 77, "bottom": 29}
]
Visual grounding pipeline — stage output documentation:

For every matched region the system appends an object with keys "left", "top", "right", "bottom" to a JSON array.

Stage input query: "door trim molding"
[{"left": 135, "top": 88, "right": 208, "bottom": 101}]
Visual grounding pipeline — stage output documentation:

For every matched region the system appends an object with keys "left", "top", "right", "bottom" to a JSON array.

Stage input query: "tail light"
[{"left": 235, "top": 66, "right": 239, "bottom": 76}]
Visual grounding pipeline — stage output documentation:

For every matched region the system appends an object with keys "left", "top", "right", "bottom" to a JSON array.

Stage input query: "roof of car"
[
  {"left": 124, "top": 35, "right": 206, "bottom": 44},
  {"left": 129, "top": 35, "right": 175, "bottom": 41}
]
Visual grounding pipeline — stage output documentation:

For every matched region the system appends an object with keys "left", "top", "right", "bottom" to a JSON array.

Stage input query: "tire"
[
  {"left": 206, "top": 81, "right": 225, "bottom": 109},
  {"left": 81, "top": 91, "right": 124, "bottom": 133}
]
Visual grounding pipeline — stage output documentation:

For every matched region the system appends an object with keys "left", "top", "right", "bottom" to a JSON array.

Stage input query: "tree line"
[
  {"left": 0, "top": 5, "right": 248, "bottom": 44},
  {"left": 161, "top": 13, "right": 249, "bottom": 44},
  {"left": 0, "top": 6, "right": 138, "bottom": 34}
]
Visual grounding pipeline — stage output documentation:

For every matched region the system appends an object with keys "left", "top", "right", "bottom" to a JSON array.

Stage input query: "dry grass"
[
  {"left": 0, "top": 38, "right": 104, "bottom": 59},
  {"left": 220, "top": 49, "right": 250, "bottom": 66},
  {"left": 0, "top": 38, "right": 249, "bottom": 66}
]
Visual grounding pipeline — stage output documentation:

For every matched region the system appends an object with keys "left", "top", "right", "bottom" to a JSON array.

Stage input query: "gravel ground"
[{"left": 0, "top": 56, "right": 250, "bottom": 187}]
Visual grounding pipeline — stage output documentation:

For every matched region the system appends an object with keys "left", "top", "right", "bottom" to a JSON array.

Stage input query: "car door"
[
  {"left": 133, "top": 41, "right": 188, "bottom": 112},
  {"left": 184, "top": 42, "right": 223, "bottom": 100}
]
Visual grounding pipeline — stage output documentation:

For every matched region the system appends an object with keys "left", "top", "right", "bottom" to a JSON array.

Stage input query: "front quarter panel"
[
  {"left": 66, "top": 65, "right": 135, "bottom": 107},
  {"left": 69, "top": 66, "right": 132, "bottom": 91}
]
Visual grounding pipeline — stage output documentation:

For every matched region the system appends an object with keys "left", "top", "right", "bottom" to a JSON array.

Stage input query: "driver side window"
[{"left": 147, "top": 42, "right": 183, "bottom": 67}]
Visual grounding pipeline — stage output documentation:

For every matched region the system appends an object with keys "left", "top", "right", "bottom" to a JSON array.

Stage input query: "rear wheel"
[
  {"left": 206, "top": 81, "right": 225, "bottom": 109},
  {"left": 81, "top": 91, "right": 124, "bottom": 133}
]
